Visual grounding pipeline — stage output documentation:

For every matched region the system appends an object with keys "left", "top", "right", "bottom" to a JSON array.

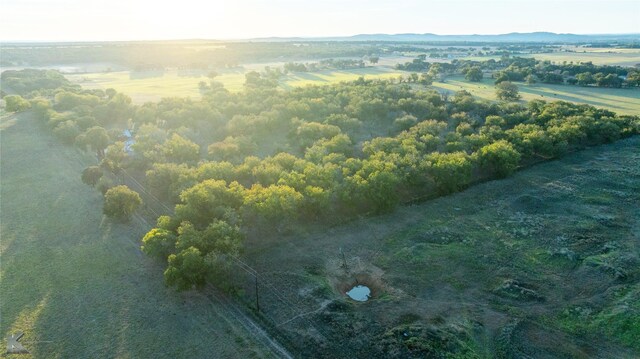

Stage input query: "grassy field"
[
  {"left": 0, "top": 111, "right": 277, "bottom": 358},
  {"left": 66, "top": 66, "right": 406, "bottom": 103},
  {"left": 521, "top": 49, "right": 640, "bottom": 66},
  {"left": 239, "top": 136, "right": 640, "bottom": 357},
  {"left": 281, "top": 67, "right": 405, "bottom": 89},
  {"left": 432, "top": 76, "right": 640, "bottom": 115},
  {"left": 460, "top": 48, "right": 640, "bottom": 66},
  {"left": 66, "top": 66, "right": 639, "bottom": 117},
  {"left": 66, "top": 70, "right": 246, "bottom": 103}
]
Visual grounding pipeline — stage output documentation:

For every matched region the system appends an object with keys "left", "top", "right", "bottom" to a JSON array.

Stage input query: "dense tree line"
[
  {"left": 283, "top": 59, "right": 366, "bottom": 73},
  {"left": 8, "top": 69, "right": 638, "bottom": 290},
  {"left": 396, "top": 55, "right": 640, "bottom": 88},
  {"left": 134, "top": 79, "right": 637, "bottom": 289}
]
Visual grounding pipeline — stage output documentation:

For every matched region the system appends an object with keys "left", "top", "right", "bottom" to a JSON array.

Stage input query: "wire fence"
[{"left": 114, "top": 167, "right": 352, "bottom": 357}]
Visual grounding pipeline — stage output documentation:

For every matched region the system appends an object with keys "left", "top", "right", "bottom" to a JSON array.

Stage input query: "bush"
[
  {"left": 477, "top": 140, "right": 521, "bottom": 178},
  {"left": 496, "top": 82, "right": 520, "bottom": 101},
  {"left": 4, "top": 95, "right": 31, "bottom": 112},
  {"left": 103, "top": 185, "right": 142, "bottom": 221},
  {"left": 81, "top": 166, "right": 103, "bottom": 186}
]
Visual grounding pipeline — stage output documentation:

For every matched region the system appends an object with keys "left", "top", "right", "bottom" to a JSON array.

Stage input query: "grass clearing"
[
  {"left": 66, "top": 66, "right": 407, "bottom": 103},
  {"left": 238, "top": 136, "right": 640, "bottom": 357},
  {"left": 432, "top": 76, "right": 640, "bottom": 115},
  {"left": 521, "top": 50, "right": 640, "bottom": 66},
  {"left": 459, "top": 48, "right": 640, "bottom": 66},
  {"left": 67, "top": 70, "right": 248, "bottom": 102},
  {"left": 66, "top": 70, "right": 232, "bottom": 103},
  {"left": 0, "top": 111, "right": 275, "bottom": 358},
  {"left": 281, "top": 67, "right": 405, "bottom": 89}
]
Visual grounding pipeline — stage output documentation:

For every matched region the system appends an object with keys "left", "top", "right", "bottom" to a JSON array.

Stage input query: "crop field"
[
  {"left": 237, "top": 136, "right": 640, "bottom": 357},
  {"left": 432, "top": 76, "right": 640, "bottom": 115},
  {"left": 0, "top": 112, "right": 277, "bottom": 358}
]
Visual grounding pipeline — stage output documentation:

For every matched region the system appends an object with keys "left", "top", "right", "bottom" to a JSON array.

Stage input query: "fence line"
[{"left": 116, "top": 167, "right": 350, "bottom": 355}]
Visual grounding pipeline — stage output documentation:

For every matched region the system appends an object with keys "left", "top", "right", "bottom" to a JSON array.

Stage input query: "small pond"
[{"left": 346, "top": 285, "right": 371, "bottom": 302}]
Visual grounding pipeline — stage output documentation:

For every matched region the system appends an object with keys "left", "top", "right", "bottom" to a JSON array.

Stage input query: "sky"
[{"left": 1, "top": 0, "right": 639, "bottom": 42}]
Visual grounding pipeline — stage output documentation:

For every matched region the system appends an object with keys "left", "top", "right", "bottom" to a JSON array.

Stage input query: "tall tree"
[
  {"left": 495, "top": 81, "right": 520, "bottom": 101},
  {"left": 103, "top": 185, "right": 142, "bottom": 221},
  {"left": 464, "top": 67, "right": 483, "bottom": 82},
  {"left": 84, "top": 126, "right": 110, "bottom": 158},
  {"left": 81, "top": 166, "right": 103, "bottom": 186}
]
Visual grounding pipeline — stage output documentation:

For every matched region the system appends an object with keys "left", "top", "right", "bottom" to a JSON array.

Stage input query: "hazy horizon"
[{"left": 2, "top": 0, "right": 638, "bottom": 42}]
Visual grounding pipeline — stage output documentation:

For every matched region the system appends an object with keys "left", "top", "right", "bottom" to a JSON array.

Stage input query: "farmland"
[{"left": 0, "top": 111, "right": 281, "bottom": 358}]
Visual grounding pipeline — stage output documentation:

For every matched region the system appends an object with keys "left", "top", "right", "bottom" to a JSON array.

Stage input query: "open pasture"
[
  {"left": 240, "top": 136, "right": 640, "bottom": 357},
  {"left": 432, "top": 76, "right": 640, "bottom": 115},
  {"left": 0, "top": 111, "right": 276, "bottom": 358}
]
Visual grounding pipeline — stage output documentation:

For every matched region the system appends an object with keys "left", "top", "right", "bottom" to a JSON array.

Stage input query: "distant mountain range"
[{"left": 253, "top": 32, "right": 640, "bottom": 43}]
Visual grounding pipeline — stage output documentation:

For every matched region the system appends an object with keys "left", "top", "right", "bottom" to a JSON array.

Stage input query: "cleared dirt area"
[
  {"left": 235, "top": 136, "right": 640, "bottom": 358},
  {"left": 0, "top": 112, "right": 287, "bottom": 358}
]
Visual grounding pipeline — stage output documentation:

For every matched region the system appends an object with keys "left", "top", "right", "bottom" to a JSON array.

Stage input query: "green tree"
[
  {"left": 81, "top": 166, "right": 103, "bottom": 186},
  {"left": 427, "top": 63, "right": 442, "bottom": 81},
  {"left": 4, "top": 95, "right": 31, "bottom": 112},
  {"left": 493, "top": 72, "right": 509, "bottom": 84},
  {"left": 419, "top": 73, "right": 433, "bottom": 85},
  {"left": 162, "top": 133, "right": 200, "bottom": 163},
  {"left": 53, "top": 120, "right": 81, "bottom": 144},
  {"left": 424, "top": 152, "right": 473, "bottom": 194},
  {"left": 164, "top": 247, "right": 208, "bottom": 290},
  {"left": 84, "top": 126, "right": 110, "bottom": 158},
  {"left": 626, "top": 70, "right": 640, "bottom": 86},
  {"left": 141, "top": 228, "right": 177, "bottom": 260},
  {"left": 175, "top": 180, "right": 244, "bottom": 229},
  {"left": 295, "top": 122, "right": 341, "bottom": 149},
  {"left": 465, "top": 67, "right": 483, "bottom": 82},
  {"left": 103, "top": 185, "right": 142, "bottom": 221},
  {"left": 175, "top": 220, "right": 242, "bottom": 256},
  {"left": 525, "top": 74, "right": 537, "bottom": 85},
  {"left": 496, "top": 81, "right": 520, "bottom": 101},
  {"left": 243, "top": 184, "right": 304, "bottom": 223},
  {"left": 575, "top": 72, "right": 595, "bottom": 86},
  {"left": 477, "top": 140, "right": 521, "bottom": 178}
]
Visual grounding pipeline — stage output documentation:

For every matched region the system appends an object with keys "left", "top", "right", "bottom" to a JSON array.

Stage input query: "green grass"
[
  {"left": 460, "top": 48, "right": 640, "bottom": 66},
  {"left": 66, "top": 67, "right": 407, "bottom": 103},
  {"left": 67, "top": 70, "right": 248, "bottom": 103},
  {"left": 281, "top": 67, "right": 406, "bottom": 89},
  {"left": 243, "top": 135, "right": 640, "bottom": 357},
  {"left": 0, "top": 111, "right": 272, "bottom": 358},
  {"left": 67, "top": 66, "right": 640, "bottom": 116},
  {"left": 432, "top": 76, "right": 640, "bottom": 115},
  {"left": 520, "top": 50, "right": 640, "bottom": 67}
]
